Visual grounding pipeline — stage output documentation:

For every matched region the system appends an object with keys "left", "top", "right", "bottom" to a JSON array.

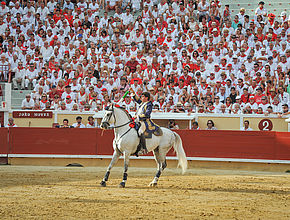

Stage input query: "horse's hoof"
[
  {"left": 100, "top": 181, "right": 106, "bottom": 187},
  {"left": 119, "top": 182, "right": 125, "bottom": 188},
  {"left": 149, "top": 182, "right": 157, "bottom": 187}
]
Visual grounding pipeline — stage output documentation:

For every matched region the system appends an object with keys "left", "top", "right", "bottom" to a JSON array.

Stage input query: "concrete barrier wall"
[{"left": 1, "top": 128, "right": 290, "bottom": 162}]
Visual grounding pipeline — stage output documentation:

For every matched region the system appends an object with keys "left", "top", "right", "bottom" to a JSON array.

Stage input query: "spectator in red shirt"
[
  {"left": 254, "top": 87, "right": 264, "bottom": 105},
  {"left": 53, "top": 9, "right": 62, "bottom": 23},
  {"left": 157, "top": 32, "right": 166, "bottom": 46},
  {"left": 48, "top": 85, "right": 61, "bottom": 102},
  {"left": 125, "top": 56, "right": 139, "bottom": 73},
  {"left": 179, "top": 69, "right": 192, "bottom": 86},
  {"left": 241, "top": 88, "right": 250, "bottom": 103}
]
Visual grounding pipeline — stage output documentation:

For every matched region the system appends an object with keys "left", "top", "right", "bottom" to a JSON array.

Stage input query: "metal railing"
[
  {"left": 0, "top": 83, "right": 11, "bottom": 110},
  {"left": 0, "top": 83, "right": 5, "bottom": 108},
  {"left": 0, "top": 64, "right": 10, "bottom": 82}
]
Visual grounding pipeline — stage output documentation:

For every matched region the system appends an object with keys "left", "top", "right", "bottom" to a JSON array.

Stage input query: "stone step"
[{"left": 11, "top": 90, "right": 33, "bottom": 109}]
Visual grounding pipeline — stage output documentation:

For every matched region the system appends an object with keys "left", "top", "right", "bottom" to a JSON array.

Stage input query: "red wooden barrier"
[
  {"left": 1, "top": 128, "right": 289, "bottom": 161},
  {"left": 95, "top": 129, "right": 114, "bottom": 155},
  {"left": 0, "top": 128, "right": 8, "bottom": 155},
  {"left": 9, "top": 128, "right": 98, "bottom": 155},
  {"left": 176, "top": 130, "right": 277, "bottom": 160},
  {"left": 275, "top": 132, "right": 290, "bottom": 160},
  {"left": 96, "top": 130, "right": 289, "bottom": 161}
]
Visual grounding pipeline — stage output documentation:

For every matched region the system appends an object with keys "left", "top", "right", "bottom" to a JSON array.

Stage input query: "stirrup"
[{"left": 137, "top": 148, "right": 148, "bottom": 156}]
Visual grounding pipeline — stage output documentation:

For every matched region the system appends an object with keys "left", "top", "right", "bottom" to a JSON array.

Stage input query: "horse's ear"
[{"left": 105, "top": 103, "right": 113, "bottom": 110}]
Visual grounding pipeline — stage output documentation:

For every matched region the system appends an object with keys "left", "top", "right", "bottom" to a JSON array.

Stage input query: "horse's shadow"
[
  {"left": 67, "top": 198, "right": 128, "bottom": 204},
  {"left": 91, "top": 184, "right": 289, "bottom": 195}
]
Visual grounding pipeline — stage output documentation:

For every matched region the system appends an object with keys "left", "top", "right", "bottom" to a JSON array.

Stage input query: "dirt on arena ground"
[{"left": 0, "top": 165, "right": 289, "bottom": 219}]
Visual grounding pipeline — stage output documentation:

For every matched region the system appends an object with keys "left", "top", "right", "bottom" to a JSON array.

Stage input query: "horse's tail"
[{"left": 173, "top": 132, "right": 187, "bottom": 174}]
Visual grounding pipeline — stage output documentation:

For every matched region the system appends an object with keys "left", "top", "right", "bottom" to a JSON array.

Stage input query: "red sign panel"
[
  {"left": 258, "top": 119, "right": 273, "bottom": 131},
  {"left": 12, "top": 111, "right": 53, "bottom": 118}
]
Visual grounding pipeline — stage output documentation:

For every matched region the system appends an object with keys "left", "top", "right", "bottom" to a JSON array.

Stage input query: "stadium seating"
[
  {"left": 223, "top": 0, "right": 288, "bottom": 16},
  {"left": 0, "top": 0, "right": 289, "bottom": 125},
  {"left": 11, "top": 90, "right": 33, "bottom": 109}
]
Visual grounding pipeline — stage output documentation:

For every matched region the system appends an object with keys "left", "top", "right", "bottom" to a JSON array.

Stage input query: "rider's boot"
[{"left": 138, "top": 133, "right": 148, "bottom": 155}]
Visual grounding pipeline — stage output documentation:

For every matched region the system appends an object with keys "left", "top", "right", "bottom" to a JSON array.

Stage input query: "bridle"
[{"left": 102, "top": 105, "right": 133, "bottom": 129}]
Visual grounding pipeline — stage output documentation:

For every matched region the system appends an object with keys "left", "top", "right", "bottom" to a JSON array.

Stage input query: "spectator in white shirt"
[
  {"left": 72, "top": 116, "right": 86, "bottom": 128},
  {"left": 63, "top": 0, "right": 74, "bottom": 10},
  {"left": 40, "top": 41, "right": 53, "bottom": 62},
  {"left": 255, "top": 1, "right": 267, "bottom": 16},
  {"left": 36, "top": 2, "right": 49, "bottom": 21},
  {"left": 21, "top": 94, "right": 35, "bottom": 110},
  {"left": 5, "top": 118, "right": 18, "bottom": 128},
  {"left": 0, "top": 2, "right": 9, "bottom": 16},
  {"left": 86, "top": 116, "right": 98, "bottom": 128},
  {"left": 12, "top": 62, "right": 26, "bottom": 90},
  {"left": 241, "top": 120, "right": 253, "bottom": 131},
  {"left": 121, "top": 7, "right": 134, "bottom": 29}
]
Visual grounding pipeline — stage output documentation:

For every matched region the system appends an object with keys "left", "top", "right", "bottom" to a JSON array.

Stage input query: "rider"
[{"left": 129, "top": 87, "right": 152, "bottom": 155}]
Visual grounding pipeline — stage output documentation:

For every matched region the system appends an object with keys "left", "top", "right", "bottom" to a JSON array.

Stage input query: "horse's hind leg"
[
  {"left": 119, "top": 151, "right": 130, "bottom": 188},
  {"left": 100, "top": 150, "right": 121, "bottom": 187},
  {"left": 149, "top": 147, "right": 166, "bottom": 187}
]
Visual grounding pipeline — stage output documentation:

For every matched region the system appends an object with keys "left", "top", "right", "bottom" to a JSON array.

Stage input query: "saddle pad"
[{"left": 143, "top": 119, "right": 163, "bottom": 139}]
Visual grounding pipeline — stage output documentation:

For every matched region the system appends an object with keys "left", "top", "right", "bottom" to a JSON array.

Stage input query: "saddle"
[
  {"left": 130, "top": 119, "right": 163, "bottom": 157},
  {"left": 130, "top": 119, "right": 163, "bottom": 139}
]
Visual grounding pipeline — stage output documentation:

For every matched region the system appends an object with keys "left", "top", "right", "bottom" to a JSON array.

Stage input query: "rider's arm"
[
  {"left": 130, "top": 88, "right": 142, "bottom": 104},
  {"left": 133, "top": 94, "right": 142, "bottom": 104}
]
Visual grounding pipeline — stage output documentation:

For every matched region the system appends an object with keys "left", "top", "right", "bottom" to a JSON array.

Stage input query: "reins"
[
  {"left": 101, "top": 105, "right": 134, "bottom": 140},
  {"left": 108, "top": 105, "right": 133, "bottom": 129},
  {"left": 110, "top": 120, "right": 132, "bottom": 129}
]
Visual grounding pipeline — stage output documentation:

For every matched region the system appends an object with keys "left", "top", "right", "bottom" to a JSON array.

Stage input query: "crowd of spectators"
[
  {"left": 0, "top": 0, "right": 289, "bottom": 115},
  {"left": 55, "top": 116, "right": 96, "bottom": 128}
]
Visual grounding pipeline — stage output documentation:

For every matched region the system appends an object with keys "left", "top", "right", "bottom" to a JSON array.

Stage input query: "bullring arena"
[
  {"left": 1, "top": 128, "right": 290, "bottom": 219},
  {"left": 0, "top": 0, "right": 290, "bottom": 218},
  {"left": 0, "top": 165, "right": 289, "bottom": 219}
]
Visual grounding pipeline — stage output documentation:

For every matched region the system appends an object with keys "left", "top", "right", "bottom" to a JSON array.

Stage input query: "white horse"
[{"left": 99, "top": 104, "right": 187, "bottom": 188}]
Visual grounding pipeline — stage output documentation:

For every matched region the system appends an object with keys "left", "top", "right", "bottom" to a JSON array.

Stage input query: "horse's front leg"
[
  {"left": 100, "top": 149, "right": 121, "bottom": 187},
  {"left": 119, "top": 151, "right": 130, "bottom": 188}
]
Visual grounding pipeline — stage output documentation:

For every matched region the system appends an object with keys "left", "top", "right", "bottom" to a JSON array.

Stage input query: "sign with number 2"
[{"left": 258, "top": 119, "right": 273, "bottom": 131}]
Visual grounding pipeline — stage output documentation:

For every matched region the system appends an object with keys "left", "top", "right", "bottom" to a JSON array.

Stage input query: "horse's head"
[{"left": 100, "top": 104, "right": 114, "bottom": 129}]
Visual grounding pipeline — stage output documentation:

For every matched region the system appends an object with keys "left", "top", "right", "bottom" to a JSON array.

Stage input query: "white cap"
[
  {"left": 280, "top": 11, "right": 286, "bottom": 17},
  {"left": 213, "top": 28, "right": 218, "bottom": 32},
  {"left": 147, "top": 85, "right": 154, "bottom": 91}
]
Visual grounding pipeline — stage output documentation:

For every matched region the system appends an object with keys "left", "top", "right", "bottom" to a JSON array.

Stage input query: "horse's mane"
[{"left": 114, "top": 105, "right": 133, "bottom": 120}]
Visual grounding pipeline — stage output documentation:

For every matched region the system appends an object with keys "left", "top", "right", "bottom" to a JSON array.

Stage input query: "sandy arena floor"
[{"left": 0, "top": 165, "right": 289, "bottom": 219}]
